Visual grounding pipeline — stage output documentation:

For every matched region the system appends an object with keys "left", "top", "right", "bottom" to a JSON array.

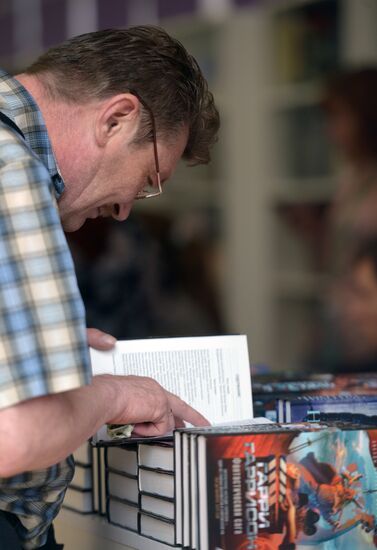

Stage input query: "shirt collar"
[{"left": 0, "top": 69, "right": 65, "bottom": 199}]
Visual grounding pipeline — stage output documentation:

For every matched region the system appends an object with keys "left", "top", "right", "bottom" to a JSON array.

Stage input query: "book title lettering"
[{"left": 244, "top": 441, "right": 270, "bottom": 548}]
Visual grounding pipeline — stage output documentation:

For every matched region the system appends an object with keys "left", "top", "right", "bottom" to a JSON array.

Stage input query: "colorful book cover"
[{"left": 204, "top": 424, "right": 377, "bottom": 549}]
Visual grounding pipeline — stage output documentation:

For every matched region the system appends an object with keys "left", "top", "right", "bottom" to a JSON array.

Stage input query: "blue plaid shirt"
[{"left": 0, "top": 69, "right": 91, "bottom": 548}]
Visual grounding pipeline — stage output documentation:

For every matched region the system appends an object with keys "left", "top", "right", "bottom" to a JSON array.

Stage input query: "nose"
[{"left": 111, "top": 203, "right": 131, "bottom": 222}]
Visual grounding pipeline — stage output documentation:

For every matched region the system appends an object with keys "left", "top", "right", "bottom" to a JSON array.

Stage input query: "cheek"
[{"left": 118, "top": 155, "right": 150, "bottom": 194}]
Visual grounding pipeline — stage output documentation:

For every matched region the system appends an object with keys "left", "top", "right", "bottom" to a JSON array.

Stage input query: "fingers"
[
  {"left": 87, "top": 328, "right": 117, "bottom": 350},
  {"left": 174, "top": 417, "right": 185, "bottom": 429},
  {"left": 167, "top": 392, "right": 210, "bottom": 427},
  {"left": 132, "top": 391, "right": 210, "bottom": 437},
  {"left": 133, "top": 392, "right": 210, "bottom": 437},
  {"left": 132, "top": 410, "right": 176, "bottom": 437},
  {"left": 108, "top": 376, "right": 210, "bottom": 437},
  {"left": 132, "top": 398, "right": 207, "bottom": 438}
]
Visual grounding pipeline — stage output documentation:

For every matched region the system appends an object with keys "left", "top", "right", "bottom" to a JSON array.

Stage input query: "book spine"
[
  {"left": 289, "top": 398, "right": 377, "bottom": 423},
  {"left": 174, "top": 431, "right": 182, "bottom": 546}
]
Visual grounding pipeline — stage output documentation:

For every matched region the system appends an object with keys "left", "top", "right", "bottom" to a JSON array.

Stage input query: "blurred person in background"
[
  {"left": 0, "top": 26, "right": 218, "bottom": 548},
  {"left": 316, "top": 69, "right": 377, "bottom": 372},
  {"left": 288, "top": 69, "right": 377, "bottom": 371},
  {"left": 284, "top": 68, "right": 377, "bottom": 273},
  {"left": 322, "top": 68, "right": 377, "bottom": 272},
  {"left": 332, "top": 239, "right": 377, "bottom": 372}
]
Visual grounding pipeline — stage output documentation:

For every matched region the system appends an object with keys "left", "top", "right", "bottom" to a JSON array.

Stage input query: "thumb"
[{"left": 87, "top": 328, "right": 117, "bottom": 350}]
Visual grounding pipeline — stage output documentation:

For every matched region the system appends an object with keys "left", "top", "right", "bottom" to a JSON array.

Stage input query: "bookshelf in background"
[
  {"left": 264, "top": 0, "right": 377, "bottom": 371},
  {"left": 149, "top": 4, "right": 340, "bottom": 371},
  {"left": 273, "top": 0, "right": 340, "bottom": 84}
]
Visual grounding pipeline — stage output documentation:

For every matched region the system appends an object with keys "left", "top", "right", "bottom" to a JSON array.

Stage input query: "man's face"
[{"left": 58, "top": 127, "right": 188, "bottom": 232}]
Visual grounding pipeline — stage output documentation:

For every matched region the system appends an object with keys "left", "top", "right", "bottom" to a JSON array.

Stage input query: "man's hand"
[
  {"left": 88, "top": 333, "right": 209, "bottom": 436},
  {"left": 0, "top": 367, "right": 210, "bottom": 476},
  {"left": 93, "top": 374, "right": 210, "bottom": 437},
  {"left": 87, "top": 328, "right": 117, "bottom": 350}
]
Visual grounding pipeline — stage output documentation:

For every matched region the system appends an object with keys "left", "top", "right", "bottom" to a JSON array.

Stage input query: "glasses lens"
[
  {"left": 136, "top": 172, "right": 161, "bottom": 200},
  {"left": 137, "top": 185, "right": 156, "bottom": 200}
]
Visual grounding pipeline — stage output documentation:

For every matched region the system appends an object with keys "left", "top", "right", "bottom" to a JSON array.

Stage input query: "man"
[{"left": 0, "top": 26, "right": 219, "bottom": 548}]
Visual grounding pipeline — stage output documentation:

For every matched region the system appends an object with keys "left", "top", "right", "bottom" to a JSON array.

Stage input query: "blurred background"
[{"left": 2, "top": 0, "right": 377, "bottom": 375}]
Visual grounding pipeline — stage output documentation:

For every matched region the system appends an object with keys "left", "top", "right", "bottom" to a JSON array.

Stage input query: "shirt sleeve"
[{"left": 0, "top": 133, "right": 91, "bottom": 409}]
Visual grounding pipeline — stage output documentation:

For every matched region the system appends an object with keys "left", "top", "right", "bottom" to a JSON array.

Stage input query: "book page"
[{"left": 90, "top": 335, "right": 253, "bottom": 425}]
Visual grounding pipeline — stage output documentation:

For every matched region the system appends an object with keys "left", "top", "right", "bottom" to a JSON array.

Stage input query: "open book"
[{"left": 90, "top": 334, "right": 253, "bottom": 444}]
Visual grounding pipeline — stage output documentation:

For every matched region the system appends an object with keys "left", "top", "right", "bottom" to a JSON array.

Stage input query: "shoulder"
[{"left": 0, "top": 123, "right": 53, "bottom": 195}]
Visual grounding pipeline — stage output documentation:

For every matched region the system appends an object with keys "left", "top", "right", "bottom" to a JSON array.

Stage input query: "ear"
[{"left": 95, "top": 93, "right": 140, "bottom": 147}]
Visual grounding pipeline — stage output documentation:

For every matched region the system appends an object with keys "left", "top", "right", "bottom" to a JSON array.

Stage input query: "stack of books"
[
  {"left": 254, "top": 372, "right": 377, "bottom": 422},
  {"left": 63, "top": 442, "right": 95, "bottom": 514},
  {"left": 106, "top": 441, "right": 176, "bottom": 545},
  {"left": 103, "top": 420, "right": 377, "bottom": 549},
  {"left": 63, "top": 442, "right": 107, "bottom": 516},
  {"left": 177, "top": 420, "right": 377, "bottom": 549},
  {"left": 277, "top": 393, "right": 377, "bottom": 424}
]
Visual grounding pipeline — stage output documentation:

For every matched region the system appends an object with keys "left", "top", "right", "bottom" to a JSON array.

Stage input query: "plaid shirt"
[{"left": 0, "top": 70, "right": 91, "bottom": 548}]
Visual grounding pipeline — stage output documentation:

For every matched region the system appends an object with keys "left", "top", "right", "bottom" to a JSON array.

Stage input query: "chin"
[{"left": 62, "top": 217, "right": 86, "bottom": 232}]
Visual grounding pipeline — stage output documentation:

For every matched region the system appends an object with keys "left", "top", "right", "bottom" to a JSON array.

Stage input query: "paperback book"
[
  {"left": 174, "top": 419, "right": 272, "bottom": 548},
  {"left": 63, "top": 441, "right": 95, "bottom": 515},
  {"left": 254, "top": 373, "right": 377, "bottom": 420},
  {"left": 105, "top": 445, "right": 138, "bottom": 477},
  {"left": 193, "top": 422, "right": 377, "bottom": 550},
  {"left": 278, "top": 393, "right": 377, "bottom": 423},
  {"left": 90, "top": 335, "right": 253, "bottom": 444}
]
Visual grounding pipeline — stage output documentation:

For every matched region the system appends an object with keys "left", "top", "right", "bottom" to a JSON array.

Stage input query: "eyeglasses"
[{"left": 130, "top": 90, "right": 162, "bottom": 200}]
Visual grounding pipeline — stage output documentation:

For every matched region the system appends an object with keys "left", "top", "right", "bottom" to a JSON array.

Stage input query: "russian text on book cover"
[{"left": 206, "top": 426, "right": 377, "bottom": 549}]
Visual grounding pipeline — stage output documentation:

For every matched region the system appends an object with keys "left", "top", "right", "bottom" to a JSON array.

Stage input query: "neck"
[
  {"left": 14, "top": 72, "right": 98, "bottom": 193},
  {"left": 15, "top": 72, "right": 74, "bottom": 158}
]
